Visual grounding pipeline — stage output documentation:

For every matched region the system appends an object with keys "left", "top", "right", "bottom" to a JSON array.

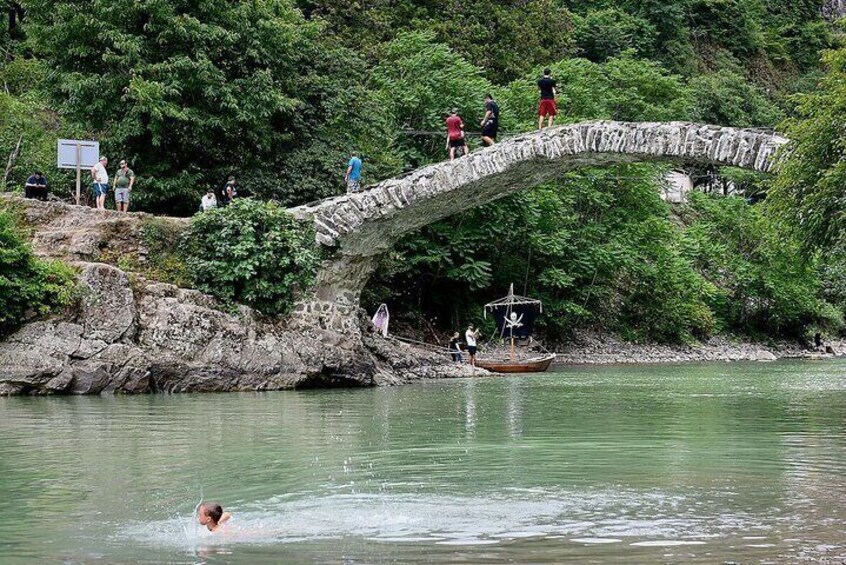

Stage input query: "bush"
[
  {"left": 138, "top": 218, "right": 191, "bottom": 287},
  {"left": 574, "top": 9, "right": 657, "bottom": 62},
  {"left": 0, "top": 209, "right": 76, "bottom": 337},
  {"left": 679, "top": 192, "right": 835, "bottom": 336},
  {"left": 183, "top": 199, "right": 320, "bottom": 316}
]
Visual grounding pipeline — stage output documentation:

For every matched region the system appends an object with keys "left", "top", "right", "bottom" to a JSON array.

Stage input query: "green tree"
[
  {"left": 689, "top": 70, "right": 784, "bottom": 127},
  {"left": 679, "top": 192, "right": 834, "bottom": 335},
  {"left": 574, "top": 9, "right": 657, "bottom": 62},
  {"left": 370, "top": 31, "right": 500, "bottom": 167},
  {"left": 22, "top": 0, "right": 395, "bottom": 212},
  {"left": 770, "top": 48, "right": 846, "bottom": 252},
  {"left": 298, "top": 0, "right": 576, "bottom": 83}
]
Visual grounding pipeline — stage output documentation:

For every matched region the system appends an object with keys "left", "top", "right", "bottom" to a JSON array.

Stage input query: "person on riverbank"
[
  {"left": 465, "top": 324, "right": 480, "bottom": 367},
  {"left": 113, "top": 160, "right": 135, "bottom": 212},
  {"left": 345, "top": 153, "right": 363, "bottom": 193},
  {"left": 372, "top": 303, "right": 390, "bottom": 337},
  {"left": 24, "top": 171, "right": 48, "bottom": 200},
  {"left": 446, "top": 108, "right": 467, "bottom": 160},
  {"left": 449, "top": 331, "right": 464, "bottom": 363},
  {"left": 537, "top": 68, "right": 557, "bottom": 130},
  {"left": 90, "top": 156, "right": 109, "bottom": 210},
  {"left": 200, "top": 190, "right": 217, "bottom": 212},
  {"left": 480, "top": 94, "right": 499, "bottom": 146},
  {"left": 198, "top": 502, "right": 231, "bottom": 532},
  {"left": 221, "top": 176, "right": 238, "bottom": 206}
]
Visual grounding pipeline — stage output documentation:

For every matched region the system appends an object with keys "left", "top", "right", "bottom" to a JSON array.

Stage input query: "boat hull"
[{"left": 474, "top": 355, "right": 555, "bottom": 374}]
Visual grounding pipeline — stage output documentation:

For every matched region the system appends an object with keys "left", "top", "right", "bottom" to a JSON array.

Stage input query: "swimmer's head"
[{"left": 198, "top": 502, "right": 224, "bottom": 528}]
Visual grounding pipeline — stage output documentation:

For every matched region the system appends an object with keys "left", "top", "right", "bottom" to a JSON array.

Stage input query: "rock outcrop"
[
  {"left": 0, "top": 261, "right": 478, "bottom": 395},
  {"left": 823, "top": 0, "right": 846, "bottom": 20},
  {"left": 7, "top": 195, "right": 187, "bottom": 262}
]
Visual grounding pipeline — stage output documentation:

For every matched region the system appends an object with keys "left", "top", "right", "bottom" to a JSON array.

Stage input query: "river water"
[{"left": 1, "top": 360, "right": 845, "bottom": 564}]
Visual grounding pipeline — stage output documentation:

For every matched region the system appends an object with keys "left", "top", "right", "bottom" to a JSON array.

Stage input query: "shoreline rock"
[
  {"left": 551, "top": 333, "right": 840, "bottom": 366},
  {"left": 0, "top": 261, "right": 476, "bottom": 396}
]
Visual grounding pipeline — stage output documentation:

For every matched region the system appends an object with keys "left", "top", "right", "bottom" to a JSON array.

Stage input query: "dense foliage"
[
  {"left": 2, "top": 0, "right": 844, "bottom": 342},
  {"left": 17, "top": 0, "right": 398, "bottom": 212},
  {"left": 183, "top": 199, "right": 319, "bottom": 316},
  {"left": 0, "top": 208, "right": 76, "bottom": 337},
  {"left": 771, "top": 48, "right": 846, "bottom": 252}
]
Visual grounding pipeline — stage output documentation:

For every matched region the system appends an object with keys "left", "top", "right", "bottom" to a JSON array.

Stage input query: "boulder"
[{"left": 78, "top": 263, "right": 136, "bottom": 342}]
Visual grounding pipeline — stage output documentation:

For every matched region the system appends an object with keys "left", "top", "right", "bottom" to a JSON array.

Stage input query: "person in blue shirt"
[
  {"left": 24, "top": 171, "right": 48, "bottom": 201},
  {"left": 345, "top": 154, "right": 363, "bottom": 193}
]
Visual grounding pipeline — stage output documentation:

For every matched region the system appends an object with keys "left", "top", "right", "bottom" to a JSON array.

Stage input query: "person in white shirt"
[
  {"left": 90, "top": 156, "right": 109, "bottom": 210},
  {"left": 465, "top": 324, "right": 480, "bottom": 367},
  {"left": 200, "top": 191, "right": 218, "bottom": 212}
]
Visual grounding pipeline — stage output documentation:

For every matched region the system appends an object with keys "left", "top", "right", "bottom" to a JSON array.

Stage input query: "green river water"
[{"left": 1, "top": 360, "right": 845, "bottom": 564}]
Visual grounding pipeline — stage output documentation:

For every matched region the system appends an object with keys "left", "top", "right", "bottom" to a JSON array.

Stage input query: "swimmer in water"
[{"left": 197, "top": 502, "right": 232, "bottom": 532}]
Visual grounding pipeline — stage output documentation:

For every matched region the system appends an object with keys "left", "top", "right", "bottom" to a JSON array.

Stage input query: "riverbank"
[{"left": 552, "top": 333, "right": 842, "bottom": 365}]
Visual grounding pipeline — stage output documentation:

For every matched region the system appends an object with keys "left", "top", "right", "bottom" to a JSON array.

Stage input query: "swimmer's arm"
[{"left": 219, "top": 512, "right": 232, "bottom": 525}]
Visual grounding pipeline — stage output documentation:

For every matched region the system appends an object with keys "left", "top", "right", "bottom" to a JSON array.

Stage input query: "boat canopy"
[{"left": 484, "top": 284, "right": 543, "bottom": 339}]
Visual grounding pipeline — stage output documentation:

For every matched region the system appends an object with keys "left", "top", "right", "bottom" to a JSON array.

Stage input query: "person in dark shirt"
[
  {"left": 445, "top": 108, "right": 467, "bottom": 160},
  {"left": 221, "top": 176, "right": 238, "bottom": 206},
  {"left": 480, "top": 93, "right": 500, "bottom": 146},
  {"left": 24, "top": 171, "right": 48, "bottom": 201},
  {"left": 449, "top": 331, "right": 464, "bottom": 363},
  {"left": 537, "top": 68, "right": 557, "bottom": 130}
]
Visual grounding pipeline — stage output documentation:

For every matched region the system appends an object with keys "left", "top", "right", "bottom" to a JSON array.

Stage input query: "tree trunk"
[{"left": 3, "top": 134, "right": 23, "bottom": 190}]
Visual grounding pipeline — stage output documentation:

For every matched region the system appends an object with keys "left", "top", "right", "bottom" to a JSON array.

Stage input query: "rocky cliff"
[
  {"left": 0, "top": 198, "right": 475, "bottom": 395},
  {"left": 824, "top": 0, "right": 846, "bottom": 20}
]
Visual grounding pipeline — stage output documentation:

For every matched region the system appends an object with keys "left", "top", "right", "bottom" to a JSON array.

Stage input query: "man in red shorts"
[
  {"left": 445, "top": 108, "right": 467, "bottom": 160},
  {"left": 537, "top": 68, "right": 557, "bottom": 130}
]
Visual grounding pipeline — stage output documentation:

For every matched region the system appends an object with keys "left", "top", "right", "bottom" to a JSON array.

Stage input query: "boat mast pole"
[{"left": 509, "top": 283, "right": 515, "bottom": 361}]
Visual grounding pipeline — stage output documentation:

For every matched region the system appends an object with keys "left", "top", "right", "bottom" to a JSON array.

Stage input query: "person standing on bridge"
[
  {"left": 446, "top": 108, "right": 468, "bottom": 160},
  {"left": 346, "top": 153, "right": 363, "bottom": 193},
  {"left": 480, "top": 94, "right": 499, "bottom": 146},
  {"left": 537, "top": 68, "right": 557, "bottom": 130}
]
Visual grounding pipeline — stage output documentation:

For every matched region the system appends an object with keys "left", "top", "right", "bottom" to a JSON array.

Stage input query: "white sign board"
[{"left": 57, "top": 139, "right": 99, "bottom": 169}]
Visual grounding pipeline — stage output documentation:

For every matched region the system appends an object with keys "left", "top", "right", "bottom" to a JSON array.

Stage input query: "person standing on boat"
[
  {"left": 465, "top": 324, "right": 480, "bottom": 367},
  {"left": 449, "top": 332, "right": 463, "bottom": 363}
]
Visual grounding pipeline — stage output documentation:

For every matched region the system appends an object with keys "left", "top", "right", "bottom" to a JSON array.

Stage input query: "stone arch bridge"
[{"left": 290, "top": 121, "right": 788, "bottom": 332}]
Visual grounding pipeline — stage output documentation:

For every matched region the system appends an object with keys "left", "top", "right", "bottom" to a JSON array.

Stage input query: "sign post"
[
  {"left": 57, "top": 139, "right": 98, "bottom": 205},
  {"left": 75, "top": 143, "right": 81, "bottom": 205}
]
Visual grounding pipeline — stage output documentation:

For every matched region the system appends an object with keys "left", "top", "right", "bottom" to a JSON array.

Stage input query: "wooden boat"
[
  {"left": 475, "top": 354, "right": 556, "bottom": 374},
  {"left": 472, "top": 285, "right": 556, "bottom": 373}
]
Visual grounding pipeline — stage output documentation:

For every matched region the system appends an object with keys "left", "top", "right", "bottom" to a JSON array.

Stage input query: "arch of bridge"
[{"left": 289, "top": 121, "right": 787, "bottom": 330}]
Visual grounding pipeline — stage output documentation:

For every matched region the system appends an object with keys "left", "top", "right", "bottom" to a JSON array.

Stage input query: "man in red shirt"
[{"left": 445, "top": 108, "right": 467, "bottom": 160}]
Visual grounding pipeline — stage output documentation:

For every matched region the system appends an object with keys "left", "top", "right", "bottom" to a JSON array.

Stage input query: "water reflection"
[{"left": 463, "top": 379, "right": 476, "bottom": 438}]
